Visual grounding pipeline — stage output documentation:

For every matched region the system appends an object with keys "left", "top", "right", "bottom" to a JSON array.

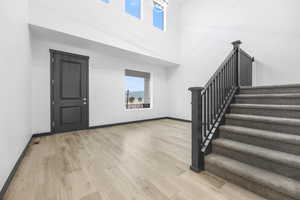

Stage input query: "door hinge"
[
  {"left": 51, "top": 57, "right": 54, "bottom": 63},
  {"left": 52, "top": 121, "right": 55, "bottom": 127},
  {"left": 51, "top": 80, "right": 54, "bottom": 85},
  {"left": 52, "top": 101, "right": 55, "bottom": 105}
]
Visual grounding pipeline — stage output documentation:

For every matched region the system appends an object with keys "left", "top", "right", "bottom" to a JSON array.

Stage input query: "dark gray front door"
[{"left": 50, "top": 50, "right": 89, "bottom": 133}]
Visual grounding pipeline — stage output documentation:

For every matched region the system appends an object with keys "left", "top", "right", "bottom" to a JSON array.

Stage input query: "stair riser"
[
  {"left": 235, "top": 97, "right": 300, "bottom": 105},
  {"left": 205, "top": 162, "right": 296, "bottom": 200},
  {"left": 219, "top": 129, "right": 300, "bottom": 155},
  {"left": 240, "top": 87, "right": 300, "bottom": 94},
  {"left": 230, "top": 107, "right": 300, "bottom": 119},
  {"left": 213, "top": 144, "right": 300, "bottom": 181},
  {"left": 225, "top": 118, "right": 300, "bottom": 136}
]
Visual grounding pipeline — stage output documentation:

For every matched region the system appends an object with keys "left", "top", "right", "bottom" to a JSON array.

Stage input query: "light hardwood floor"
[{"left": 4, "top": 119, "right": 266, "bottom": 200}]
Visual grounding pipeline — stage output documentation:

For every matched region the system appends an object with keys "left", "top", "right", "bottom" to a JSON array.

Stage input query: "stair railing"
[{"left": 189, "top": 41, "right": 254, "bottom": 172}]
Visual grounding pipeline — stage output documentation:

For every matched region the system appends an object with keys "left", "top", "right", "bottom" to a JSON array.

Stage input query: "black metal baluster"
[
  {"left": 225, "top": 63, "right": 227, "bottom": 96},
  {"left": 207, "top": 90, "right": 209, "bottom": 135},
  {"left": 231, "top": 56, "right": 234, "bottom": 89},
  {"left": 206, "top": 91, "right": 209, "bottom": 136},
  {"left": 216, "top": 74, "right": 219, "bottom": 113},
  {"left": 229, "top": 59, "right": 232, "bottom": 90},
  {"left": 233, "top": 52, "right": 236, "bottom": 86},
  {"left": 223, "top": 66, "right": 225, "bottom": 98},
  {"left": 229, "top": 61, "right": 231, "bottom": 92},
  {"left": 208, "top": 86, "right": 211, "bottom": 129},
  {"left": 214, "top": 78, "right": 217, "bottom": 119},
  {"left": 224, "top": 67, "right": 226, "bottom": 102},
  {"left": 220, "top": 70, "right": 223, "bottom": 106},
  {"left": 234, "top": 52, "right": 237, "bottom": 86},
  {"left": 227, "top": 62, "right": 229, "bottom": 94},
  {"left": 219, "top": 72, "right": 221, "bottom": 109},
  {"left": 230, "top": 57, "right": 233, "bottom": 90},
  {"left": 204, "top": 90, "right": 207, "bottom": 137},
  {"left": 228, "top": 62, "right": 230, "bottom": 93},
  {"left": 227, "top": 63, "right": 229, "bottom": 94},
  {"left": 223, "top": 67, "right": 226, "bottom": 103},
  {"left": 210, "top": 84, "right": 213, "bottom": 126},
  {"left": 202, "top": 94, "right": 204, "bottom": 139},
  {"left": 212, "top": 79, "right": 216, "bottom": 123}
]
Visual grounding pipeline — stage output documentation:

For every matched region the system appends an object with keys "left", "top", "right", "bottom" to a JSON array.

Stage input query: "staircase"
[
  {"left": 206, "top": 85, "right": 300, "bottom": 200},
  {"left": 188, "top": 41, "right": 300, "bottom": 200}
]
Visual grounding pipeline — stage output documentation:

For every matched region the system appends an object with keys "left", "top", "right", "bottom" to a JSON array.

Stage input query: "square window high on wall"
[
  {"left": 153, "top": 0, "right": 167, "bottom": 30},
  {"left": 125, "top": 0, "right": 142, "bottom": 19},
  {"left": 101, "top": 0, "right": 110, "bottom": 3},
  {"left": 125, "top": 70, "right": 151, "bottom": 110}
]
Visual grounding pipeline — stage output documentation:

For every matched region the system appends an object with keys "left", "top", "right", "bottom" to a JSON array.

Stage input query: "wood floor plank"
[{"left": 4, "top": 119, "right": 266, "bottom": 200}]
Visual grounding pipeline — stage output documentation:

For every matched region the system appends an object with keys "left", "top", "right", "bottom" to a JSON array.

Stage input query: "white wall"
[
  {"left": 0, "top": 0, "right": 32, "bottom": 189},
  {"left": 31, "top": 29, "right": 170, "bottom": 134},
  {"left": 2, "top": 0, "right": 300, "bottom": 188},
  {"left": 168, "top": 0, "right": 300, "bottom": 120},
  {"left": 28, "top": 0, "right": 180, "bottom": 64}
]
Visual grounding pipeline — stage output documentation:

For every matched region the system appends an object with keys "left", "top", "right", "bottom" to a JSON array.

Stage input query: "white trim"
[
  {"left": 163, "top": 7, "right": 167, "bottom": 31},
  {"left": 140, "top": 0, "right": 144, "bottom": 21}
]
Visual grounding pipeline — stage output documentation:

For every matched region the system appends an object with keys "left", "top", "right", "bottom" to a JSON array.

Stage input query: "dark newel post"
[
  {"left": 232, "top": 40, "right": 242, "bottom": 87},
  {"left": 189, "top": 87, "right": 204, "bottom": 172}
]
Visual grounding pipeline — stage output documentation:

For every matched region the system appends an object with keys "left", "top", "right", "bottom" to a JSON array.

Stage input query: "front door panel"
[{"left": 51, "top": 50, "right": 89, "bottom": 133}]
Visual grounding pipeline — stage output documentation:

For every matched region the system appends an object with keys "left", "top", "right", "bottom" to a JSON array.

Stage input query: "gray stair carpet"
[
  {"left": 235, "top": 93, "right": 300, "bottom": 105},
  {"left": 205, "top": 84, "right": 300, "bottom": 200},
  {"left": 213, "top": 138, "right": 300, "bottom": 180},
  {"left": 225, "top": 113, "right": 300, "bottom": 135},
  {"left": 230, "top": 104, "right": 300, "bottom": 118},
  {"left": 206, "top": 154, "right": 300, "bottom": 200},
  {"left": 240, "top": 84, "right": 300, "bottom": 94},
  {"left": 219, "top": 125, "right": 300, "bottom": 155}
]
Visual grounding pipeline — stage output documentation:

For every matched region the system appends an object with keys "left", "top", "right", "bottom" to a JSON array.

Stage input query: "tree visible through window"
[
  {"left": 125, "top": 0, "right": 141, "bottom": 19},
  {"left": 125, "top": 70, "right": 151, "bottom": 109}
]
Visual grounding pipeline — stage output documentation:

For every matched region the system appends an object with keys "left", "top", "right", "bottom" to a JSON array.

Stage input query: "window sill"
[{"left": 125, "top": 107, "right": 152, "bottom": 112}]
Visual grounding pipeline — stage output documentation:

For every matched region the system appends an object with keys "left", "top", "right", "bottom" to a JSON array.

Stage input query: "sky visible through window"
[
  {"left": 125, "top": 76, "right": 144, "bottom": 91},
  {"left": 125, "top": 0, "right": 141, "bottom": 19},
  {"left": 153, "top": 5, "right": 164, "bottom": 30},
  {"left": 101, "top": 0, "right": 110, "bottom": 3}
]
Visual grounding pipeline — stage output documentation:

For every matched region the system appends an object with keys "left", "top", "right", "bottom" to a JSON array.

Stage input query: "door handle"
[{"left": 82, "top": 98, "right": 87, "bottom": 105}]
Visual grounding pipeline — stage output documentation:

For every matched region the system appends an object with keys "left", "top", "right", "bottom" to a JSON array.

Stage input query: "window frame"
[{"left": 124, "top": 69, "right": 152, "bottom": 111}]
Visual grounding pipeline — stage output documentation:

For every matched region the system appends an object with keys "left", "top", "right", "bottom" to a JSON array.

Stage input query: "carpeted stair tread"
[
  {"left": 213, "top": 138, "right": 300, "bottom": 169},
  {"left": 206, "top": 154, "right": 300, "bottom": 200},
  {"left": 219, "top": 125, "right": 300, "bottom": 145},
  {"left": 225, "top": 113, "right": 300, "bottom": 127}
]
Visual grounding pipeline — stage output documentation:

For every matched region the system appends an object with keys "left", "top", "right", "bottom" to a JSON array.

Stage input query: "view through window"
[
  {"left": 125, "top": 0, "right": 142, "bottom": 19},
  {"left": 125, "top": 70, "right": 151, "bottom": 109},
  {"left": 153, "top": 2, "right": 165, "bottom": 30}
]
